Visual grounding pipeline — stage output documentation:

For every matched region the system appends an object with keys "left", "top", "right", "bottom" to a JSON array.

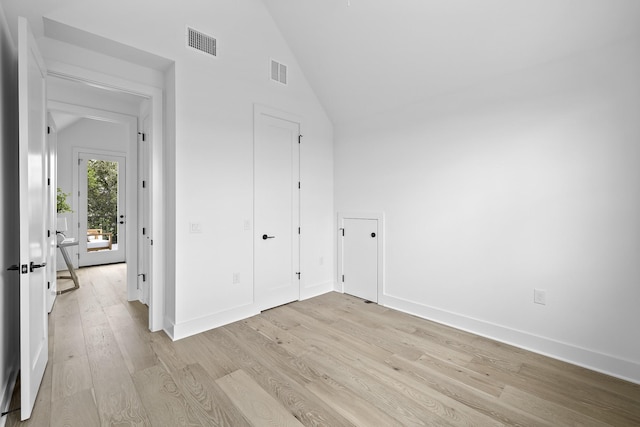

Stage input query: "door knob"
[
  {"left": 262, "top": 234, "right": 275, "bottom": 240},
  {"left": 371, "top": 232, "right": 376, "bottom": 238}
]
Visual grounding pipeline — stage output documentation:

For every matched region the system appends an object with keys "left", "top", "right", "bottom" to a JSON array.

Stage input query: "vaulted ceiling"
[
  {"left": 263, "top": 0, "right": 640, "bottom": 124},
  {"left": 3, "top": 0, "right": 640, "bottom": 126}
]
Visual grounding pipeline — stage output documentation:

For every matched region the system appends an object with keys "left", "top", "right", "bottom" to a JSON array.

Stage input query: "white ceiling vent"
[
  {"left": 271, "top": 59, "right": 288, "bottom": 85},
  {"left": 187, "top": 26, "right": 217, "bottom": 57}
]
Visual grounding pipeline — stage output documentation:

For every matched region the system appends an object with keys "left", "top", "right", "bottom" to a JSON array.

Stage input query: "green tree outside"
[{"left": 87, "top": 159, "right": 119, "bottom": 244}]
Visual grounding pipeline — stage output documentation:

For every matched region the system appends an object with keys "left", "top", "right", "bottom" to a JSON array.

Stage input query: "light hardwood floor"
[{"left": 6, "top": 264, "right": 640, "bottom": 426}]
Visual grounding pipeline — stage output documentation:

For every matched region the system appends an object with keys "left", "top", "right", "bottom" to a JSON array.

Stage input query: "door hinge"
[
  {"left": 298, "top": 227, "right": 300, "bottom": 234},
  {"left": 142, "top": 180, "right": 146, "bottom": 188},
  {"left": 47, "top": 281, "right": 50, "bottom": 289},
  {"left": 298, "top": 134, "right": 302, "bottom": 144},
  {"left": 47, "top": 178, "right": 51, "bottom": 186},
  {"left": 47, "top": 126, "right": 51, "bottom": 134},
  {"left": 296, "top": 272, "right": 301, "bottom": 280},
  {"left": 138, "top": 132, "right": 146, "bottom": 142},
  {"left": 342, "top": 274, "right": 345, "bottom": 282},
  {"left": 142, "top": 227, "right": 146, "bottom": 235},
  {"left": 341, "top": 228, "right": 345, "bottom": 236},
  {"left": 78, "top": 158, "right": 81, "bottom": 165},
  {"left": 47, "top": 230, "right": 50, "bottom": 238},
  {"left": 138, "top": 273, "right": 146, "bottom": 282},
  {"left": 298, "top": 181, "right": 300, "bottom": 189}
]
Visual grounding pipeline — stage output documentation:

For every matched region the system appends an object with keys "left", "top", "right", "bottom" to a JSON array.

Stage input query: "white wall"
[
  {"left": 335, "top": 36, "right": 640, "bottom": 384},
  {"left": 0, "top": 2, "right": 19, "bottom": 421},
  {"left": 36, "top": 0, "right": 334, "bottom": 338},
  {"left": 55, "top": 118, "right": 130, "bottom": 270}
]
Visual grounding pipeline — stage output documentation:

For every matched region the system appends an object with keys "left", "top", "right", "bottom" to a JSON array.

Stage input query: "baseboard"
[
  {"left": 163, "top": 316, "right": 175, "bottom": 341},
  {"left": 300, "top": 280, "right": 334, "bottom": 300},
  {"left": 381, "top": 293, "right": 640, "bottom": 385},
  {"left": 171, "top": 304, "right": 259, "bottom": 341},
  {"left": 0, "top": 365, "right": 19, "bottom": 427}
]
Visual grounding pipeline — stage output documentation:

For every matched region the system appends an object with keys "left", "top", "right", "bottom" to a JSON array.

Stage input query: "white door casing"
[
  {"left": 254, "top": 105, "right": 300, "bottom": 311},
  {"left": 17, "top": 16, "right": 49, "bottom": 421},
  {"left": 46, "top": 114, "right": 58, "bottom": 311},
  {"left": 47, "top": 63, "right": 164, "bottom": 332}
]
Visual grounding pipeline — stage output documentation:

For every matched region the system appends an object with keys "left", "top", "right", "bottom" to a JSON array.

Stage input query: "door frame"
[
  {"left": 46, "top": 113, "right": 58, "bottom": 312},
  {"left": 337, "top": 211, "right": 385, "bottom": 302},
  {"left": 46, "top": 62, "right": 165, "bottom": 333}
]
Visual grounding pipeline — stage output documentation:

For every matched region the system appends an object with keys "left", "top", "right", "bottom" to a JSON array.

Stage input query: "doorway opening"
[
  {"left": 48, "top": 71, "right": 163, "bottom": 331},
  {"left": 78, "top": 151, "right": 127, "bottom": 266}
]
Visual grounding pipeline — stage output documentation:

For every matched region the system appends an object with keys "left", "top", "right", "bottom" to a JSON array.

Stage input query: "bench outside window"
[{"left": 87, "top": 228, "right": 113, "bottom": 251}]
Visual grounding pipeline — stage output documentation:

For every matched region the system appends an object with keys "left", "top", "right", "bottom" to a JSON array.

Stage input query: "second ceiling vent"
[
  {"left": 271, "top": 59, "right": 287, "bottom": 85},
  {"left": 187, "top": 26, "right": 217, "bottom": 57}
]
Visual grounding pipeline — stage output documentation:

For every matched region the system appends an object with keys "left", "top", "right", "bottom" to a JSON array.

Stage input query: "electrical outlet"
[
  {"left": 189, "top": 222, "right": 202, "bottom": 233},
  {"left": 534, "top": 289, "right": 546, "bottom": 305},
  {"left": 233, "top": 273, "right": 240, "bottom": 284}
]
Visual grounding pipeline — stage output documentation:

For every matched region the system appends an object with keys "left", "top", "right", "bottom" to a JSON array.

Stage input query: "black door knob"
[
  {"left": 371, "top": 232, "right": 376, "bottom": 238},
  {"left": 30, "top": 261, "right": 47, "bottom": 272},
  {"left": 262, "top": 234, "right": 275, "bottom": 240}
]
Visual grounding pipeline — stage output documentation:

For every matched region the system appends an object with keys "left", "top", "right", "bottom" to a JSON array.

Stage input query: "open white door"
[
  {"left": 138, "top": 114, "right": 151, "bottom": 305},
  {"left": 17, "top": 16, "right": 49, "bottom": 421}
]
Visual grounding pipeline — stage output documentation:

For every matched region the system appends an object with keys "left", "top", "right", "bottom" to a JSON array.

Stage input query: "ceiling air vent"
[
  {"left": 187, "top": 26, "right": 217, "bottom": 57},
  {"left": 271, "top": 59, "right": 287, "bottom": 85}
]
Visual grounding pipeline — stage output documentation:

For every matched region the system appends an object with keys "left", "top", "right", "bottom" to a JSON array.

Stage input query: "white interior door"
[
  {"left": 17, "top": 16, "right": 49, "bottom": 421},
  {"left": 254, "top": 109, "right": 300, "bottom": 311},
  {"left": 343, "top": 218, "right": 379, "bottom": 302},
  {"left": 78, "top": 152, "right": 126, "bottom": 267},
  {"left": 138, "top": 116, "right": 151, "bottom": 305}
]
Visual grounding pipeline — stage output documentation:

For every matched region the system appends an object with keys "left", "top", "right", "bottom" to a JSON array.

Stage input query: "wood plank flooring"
[{"left": 5, "top": 264, "right": 640, "bottom": 426}]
